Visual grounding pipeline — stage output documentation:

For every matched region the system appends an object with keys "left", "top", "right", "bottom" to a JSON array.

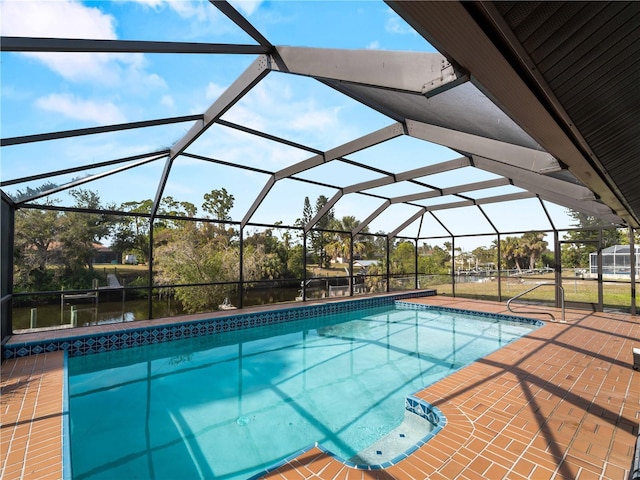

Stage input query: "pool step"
[{"left": 349, "top": 410, "right": 434, "bottom": 465}]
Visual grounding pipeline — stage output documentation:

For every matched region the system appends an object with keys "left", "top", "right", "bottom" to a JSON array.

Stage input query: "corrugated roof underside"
[{"left": 496, "top": 1, "right": 640, "bottom": 215}]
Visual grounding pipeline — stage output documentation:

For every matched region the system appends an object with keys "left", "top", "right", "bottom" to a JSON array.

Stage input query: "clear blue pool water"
[{"left": 68, "top": 304, "right": 539, "bottom": 479}]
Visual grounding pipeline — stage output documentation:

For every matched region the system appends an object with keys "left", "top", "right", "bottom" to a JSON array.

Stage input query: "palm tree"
[
  {"left": 325, "top": 216, "right": 366, "bottom": 265},
  {"left": 521, "top": 232, "right": 548, "bottom": 270},
  {"left": 501, "top": 236, "right": 524, "bottom": 272}
]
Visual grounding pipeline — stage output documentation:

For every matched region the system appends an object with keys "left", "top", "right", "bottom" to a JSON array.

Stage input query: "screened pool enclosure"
[
  {"left": 591, "top": 245, "right": 640, "bottom": 277},
  {"left": 2, "top": 1, "right": 639, "bottom": 342}
]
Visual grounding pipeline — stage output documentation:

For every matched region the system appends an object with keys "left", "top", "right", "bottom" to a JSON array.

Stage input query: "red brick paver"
[{"left": 1, "top": 351, "right": 64, "bottom": 480}]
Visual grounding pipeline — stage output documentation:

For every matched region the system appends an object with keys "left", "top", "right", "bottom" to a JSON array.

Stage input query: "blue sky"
[{"left": 0, "top": 0, "right": 576, "bottom": 251}]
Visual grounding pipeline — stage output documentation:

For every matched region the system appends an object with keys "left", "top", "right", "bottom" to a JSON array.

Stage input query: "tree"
[
  {"left": 501, "top": 236, "right": 524, "bottom": 271},
  {"left": 151, "top": 190, "right": 248, "bottom": 312},
  {"left": 13, "top": 201, "right": 61, "bottom": 291},
  {"left": 202, "top": 188, "right": 234, "bottom": 221},
  {"left": 111, "top": 199, "right": 153, "bottom": 263},
  {"left": 13, "top": 188, "right": 115, "bottom": 291},
  {"left": 520, "top": 232, "right": 548, "bottom": 270},
  {"left": 418, "top": 244, "right": 450, "bottom": 274},
  {"left": 390, "top": 240, "right": 415, "bottom": 274},
  {"left": 311, "top": 195, "right": 334, "bottom": 267},
  {"left": 564, "top": 210, "right": 623, "bottom": 246},
  {"left": 153, "top": 225, "right": 238, "bottom": 313},
  {"left": 324, "top": 216, "right": 367, "bottom": 265},
  {"left": 296, "top": 196, "right": 314, "bottom": 233},
  {"left": 56, "top": 189, "right": 113, "bottom": 273},
  {"left": 472, "top": 245, "right": 495, "bottom": 269},
  {"left": 13, "top": 182, "right": 59, "bottom": 202},
  {"left": 562, "top": 210, "right": 624, "bottom": 267}
]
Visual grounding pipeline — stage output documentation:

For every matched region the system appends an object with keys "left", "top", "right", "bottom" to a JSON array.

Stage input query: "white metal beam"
[
  {"left": 427, "top": 199, "right": 475, "bottom": 211},
  {"left": 343, "top": 156, "right": 471, "bottom": 195},
  {"left": 407, "top": 119, "right": 560, "bottom": 174},
  {"left": 170, "top": 55, "right": 270, "bottom": 159},
  {"left": 274, "top": 123, "right": 403, "bottom": 180},
  {"left": 471, "top": 155, "right": 621, "bottom": 222},
  {"left": 271, "top": 47, "right": 467, "bottom": 96},
  {"left": 472, "top": 155, "right": 595, "bottom": 201},
  {"left": 396, "top": 157, "right": 471, "bottom": 180},
  {"left": 163, "top": 55, "right": 270, "bottom": 221},
  {"left": 343, "top": 176, "right": 395, "bottom": 195},
  {"left": 474, "top": 191, "right": 535, "bottom": 205},
  {"left": 241, "top": 175, "right": 276, "bottom": 228},
  {"left": 245, "top": 123, "right": 403, "bottom": 228},
  {"left": 389, "top": 177, "right": 510, "bottom": 204},
  {"left": 352, "top": 201, "right": 391, "bottom": 235},
  {"left": 389, "top": 208, "right": 427, "bottom": 238},
  {"left": 304, "top": 191, "right": 342, "bottom": 233},
  {"left": 16, "top": 154, "right": 167, "bottom": 206}
]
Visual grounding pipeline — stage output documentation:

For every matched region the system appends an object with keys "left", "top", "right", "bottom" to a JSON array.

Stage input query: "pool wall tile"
[
  {"left": 4, "top": 290, "right": 437, "bottom": 359},
  {"left": 394, "top": 300, "right": 545, "bottom": 327}
]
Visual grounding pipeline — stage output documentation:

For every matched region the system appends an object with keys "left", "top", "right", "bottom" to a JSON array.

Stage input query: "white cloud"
[
  {"left": 1, "top": 0, "right": 166, "bottom": 89},
  {"left": 385, "top": 12, "right": 416, "bottom": 35},
  {"left": 222, "top": 82, "right": 341, "bottom": 137},
  {"left": 127, "top": 0, "right": 223, "bottom": 24},
  {"left": 1, "top": 0, "right": 117, "bottom": 39},
  {"left": 288, "top": 103, "right": 341, "bottom": 132},
  {"left": 35, "top": 93, "right": 127, "bottom": 125},
  {"left": 161, "top": 95, "right": 175, "bottom": 109},
  {"left": 228, "top": 0, "right": 263, "bottom": 16},
  {"left": 205, "top": 82, "right": 226, "bottom": 101},
  {"left": 366, "top": 40, "right": 381, "bottom": 50}
]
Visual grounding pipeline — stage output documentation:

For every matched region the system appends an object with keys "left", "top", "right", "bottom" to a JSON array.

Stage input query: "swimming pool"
[{"left": 67, "top": 302, "right": 541, "bottom": 479}]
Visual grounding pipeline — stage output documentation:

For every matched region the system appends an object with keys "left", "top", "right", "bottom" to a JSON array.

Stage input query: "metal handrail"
[{"left": 507, "top": 282, "right": 566, "bottom": 323}]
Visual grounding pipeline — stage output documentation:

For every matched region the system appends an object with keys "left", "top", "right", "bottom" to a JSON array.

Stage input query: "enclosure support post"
[
  {"left": 597, "top": 229, "right": 603, "bottom": 312},
  {"left": 497, "top": 233, "right": 502, "bottom": 302},
  {"left": 349, "top": 233, "right": 354, "bottom": 297},
  {"left": 554, "top": 230, "right": 561, "bottom": 308},
  {"left": 148, "top": 219, "right": 154, "bottom": 320},
  {"left": 239, "top": 227, "right": 244, "bottom": 309},
  {"left": 451, "top": 237, "right": 456, "bottom": 297},
  {"left": 630, "top": 227, "right": 636, "bottom": 315},
  {"left": 386, "top": 236, "right": 390, "bottom": 293},
  {"left": 414, "top": 239, "right": 419, "bottom": 289}
]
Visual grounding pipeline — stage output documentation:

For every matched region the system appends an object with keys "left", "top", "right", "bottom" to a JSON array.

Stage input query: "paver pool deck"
[{"left": 1, "top": 296, "right": 638, "bottom": 479}]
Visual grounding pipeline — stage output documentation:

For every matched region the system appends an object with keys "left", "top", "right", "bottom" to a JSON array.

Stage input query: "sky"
[{"left": 0, "top": 0, "right": 578, "bottom": 252}]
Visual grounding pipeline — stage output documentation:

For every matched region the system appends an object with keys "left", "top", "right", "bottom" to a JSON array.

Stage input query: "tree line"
[{"left": 12, "top": 183, "right": 634, "bottom": 311}]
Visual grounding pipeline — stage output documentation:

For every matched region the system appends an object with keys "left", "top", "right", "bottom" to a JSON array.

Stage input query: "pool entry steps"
[{"left": 251, "top": 396, "right": 447, "bottom": 478}]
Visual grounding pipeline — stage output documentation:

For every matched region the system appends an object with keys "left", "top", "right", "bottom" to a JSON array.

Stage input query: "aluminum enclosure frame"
[{"left": 1, "top": 0, "right": 637, "bottom": 340}]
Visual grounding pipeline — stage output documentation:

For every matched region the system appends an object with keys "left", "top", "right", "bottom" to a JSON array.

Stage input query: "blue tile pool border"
[
  {"left": 394, "top": 300, "right": 546, "bottom": 328},
  {"left": 3, "top": 290, "right": 437, "bottom": 359}
]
